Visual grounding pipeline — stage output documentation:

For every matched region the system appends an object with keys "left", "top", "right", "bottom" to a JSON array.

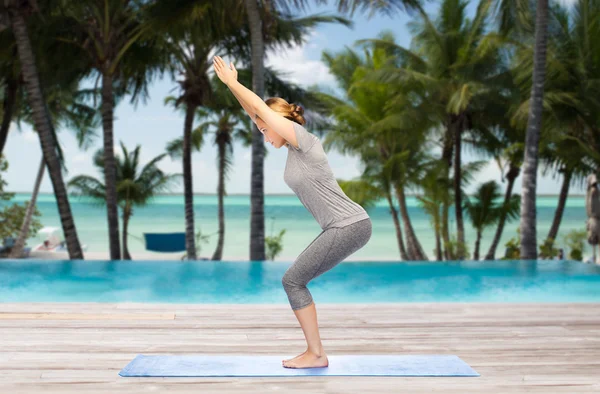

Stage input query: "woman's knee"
[{"left": 281, "top": 268, "right": 305, "bottom": 291}]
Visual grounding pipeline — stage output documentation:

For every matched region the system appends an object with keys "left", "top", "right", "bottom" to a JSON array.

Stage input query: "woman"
[{"left": 213, "top": 56, "right": 372, "bottom": 369}]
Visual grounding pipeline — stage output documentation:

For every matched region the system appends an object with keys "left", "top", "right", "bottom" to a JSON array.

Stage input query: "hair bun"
[
  {"left": 291, "top": 104, "right": 304, "bottom": 116},
  {"left": 264, "top": 97, "right": 307, "bottom": 126},
  {"left": 289, "top": 104, "right": 306, "bottom": 125}
]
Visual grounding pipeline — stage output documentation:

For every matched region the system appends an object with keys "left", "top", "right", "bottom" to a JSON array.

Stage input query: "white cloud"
[
  {"left": 23, "top": 129, "right": 38, "bottom": 144},
  {"left": 265, "top": 39, "right": 334, "bottom": 87}
]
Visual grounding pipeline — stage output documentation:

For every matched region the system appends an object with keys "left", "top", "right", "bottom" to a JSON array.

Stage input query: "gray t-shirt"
[{"left": 284, "top": 122, "right": 370, "bottom": 230}]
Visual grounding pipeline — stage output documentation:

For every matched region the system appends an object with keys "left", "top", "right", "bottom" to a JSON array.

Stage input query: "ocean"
[{"left": 3, "top": 193, "right": 590, "bottom": 261}]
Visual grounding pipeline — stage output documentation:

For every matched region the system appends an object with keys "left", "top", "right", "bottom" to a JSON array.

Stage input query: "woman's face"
[{"left": 256, "top": 118, "right": 287, "bottom": 149}]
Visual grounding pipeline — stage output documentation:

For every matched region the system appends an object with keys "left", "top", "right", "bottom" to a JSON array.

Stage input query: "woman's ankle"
[{"left": 308, "top": 345, "right": 325, "bottom": 357}]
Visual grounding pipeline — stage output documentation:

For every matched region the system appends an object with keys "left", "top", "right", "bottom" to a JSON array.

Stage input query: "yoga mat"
[{"left": 119, "top": 354, "right": 480, "bottom": 377}]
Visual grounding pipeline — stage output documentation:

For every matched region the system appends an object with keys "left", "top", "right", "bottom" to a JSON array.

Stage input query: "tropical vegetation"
[{"left": 1, "top": 0, "right": 598, "bottom": 262}]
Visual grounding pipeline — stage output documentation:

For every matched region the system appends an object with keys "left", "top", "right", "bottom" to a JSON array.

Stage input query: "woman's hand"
[{"left": 213, "top": 56, "right": 237, "bottom": 86}]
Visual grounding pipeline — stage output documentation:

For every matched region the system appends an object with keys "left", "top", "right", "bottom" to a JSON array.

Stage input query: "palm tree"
[
  {"left": 161, "top": 13, "right": 218, "bottom": 260},
  {"left": 59, "top": 0, "right": 170, "bottom": 260},
  {"left": 386, "top": 142, "right": 430, "bottom": 260},
  {"left": 167, "top": 66, "right": 318, "bottom": 261},
  {"left": 417, "top": 162, "right": 452, "bottom": 260},
  {"left": 0, "top": 43, "right": 19, "bottom": 155},
  {"left": 538, "top": 0, "right": 600, "bottom": 246},
  {"left": 69, "top": 143, "right": 179, "bottom": 260},
  {"left": 319, "top": 36, "right": 432, "bottom": 260},
  {"left": 359, "top": 0, "right": 505, "bottom": 259},
  {"left": 482, "top": 68, "right": 526, "bottom": 260},
  {"left": 465, "top": 181, "right": 520, "bottom": 260},
  {"left": 541, "top": 135, "right": 588, "bottom": 245},
  {"left": 166, "top": 105, "right": 247, "bottom": 261},
  {"left": 366, "top": 154, "right": 410, "bottom": 260},
  {"left": 242, "top": 0, "right": 352, "bottom": 261},
  {"left": 161, "top": 1, "right": 343, "bottom": 260},
  {"left": 417, "top": 159, "right": 488, "bottom": 260},
  {"left": 341, "top": 152, "right": 410, "bottom": 260},
  {"left": 10, "top": 81, "right": 99, "bottom": 259},
  {"left": 0, "top": 2, "right": 91, "bottom": 156},
  {"left": 1, "top": 0, "right": 84, "bottom": 258},
  {"left": 203, "top": 82, "right": 252, "bottom": 261},
  {"left": 519, "top": 0, "right": 550, "bottom": 259},
  {"left": 484, "top": 142, "right": 523, "bottom": 260},
  {"left": 242, "top": 0, "right": 420, "bottom": 262},
  {"left": 333, "top": 0, "right": 422, "bottom": 15}
]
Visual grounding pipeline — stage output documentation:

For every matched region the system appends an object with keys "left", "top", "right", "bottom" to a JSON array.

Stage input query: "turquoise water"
[
  {"left": 1, "top": 260, "right": 599, "bottom": 303},
  {"left": 2, "top": 194, "right": 591, "bottom": 260}
]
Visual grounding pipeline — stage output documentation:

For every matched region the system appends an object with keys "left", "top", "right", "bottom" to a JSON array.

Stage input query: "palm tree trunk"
[
  {"left": 453, "top": 121, "right": 466, "bottom": 258},
  {"left": 9, "top": 157, "right": 44, "bottom": 258},
  {"left": 546, "top": 169, "right": 571, "bottom": 243},
  {"left": 484, "top": 164, "right": 520, "bottom": 260},
  {"left": 183, "top": 104, "right": 197, "bottom": 259},
  {"left": 441, "top": 200, "right": 451, "bottom": 260},
  {"left": 0, "top": 75, "right": 17, "bottom": 155},
  {"left": 520, "top": 0, "right": 549, "bottom": 259},
  {"left": 385, "top": 193, "right": 409, "bottom": 260},
  {"left": 441, "top": 133, "right": 453, "bottom": 260},
  {"left": 101, "top": 72, "right": 121, "bottom": 260},
  {"left": 474, "top": 230, "right": 482, "bottom": 261},
  {"left": 431, "top": 206, "right": 443, "bottom": 261},
  {"left": 211, "top": 139, "right": 226, "bottom": 261},
  {"left": 122, "top": 204, "right": 132, "bottom": 260},
  {"left": 394, "top": 183, "right": 428, "bottom": 260},
  {"left": 8, "top": 8, "right": 83, "bottom": 259},
  {"left": 245, "top": 0, "right": 266, "bottom": 261},
  {"left": 434, "top": 221, "right": 442, "bottom": 261}
]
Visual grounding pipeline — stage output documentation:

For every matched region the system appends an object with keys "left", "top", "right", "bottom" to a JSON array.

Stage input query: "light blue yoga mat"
[{"left": 119, "top": 354, "right": 480, "bottom": 377}]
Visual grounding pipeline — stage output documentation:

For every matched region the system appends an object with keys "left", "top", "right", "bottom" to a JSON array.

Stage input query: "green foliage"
[
  {"left": 0, "top": 201, "right": 42, "bottom": 240},
  {"left": 465, "top": 180, "right": 520, "bottom": 259},
  {"left": 0, "top": 156, "right": 42, "bottom": 243},
  {"left": 539, "top": 238, "right": 559, "bottom": 259},
  {"left": 265, "top": 229, "right": 286, "bottom": 261},
  {"left": 444, "top": 234, "right": 470, "bottom": 260},
  {"left": 182, "top": 227, "right": 214, "bottom": 260},
  {"left": 502, "top": 229, "right": 521, "bottom": 260},
  {"left": 0, "top": 156, "right": 13, "bottom": 201},
  {"left": 338, "top": 178, "right": 383, "bottom": 209},
  {"left": 465, "top": 181, "right": 503, "bottom": 231},
  {"left": 69, "top": 142, "right": 180, "bottom": 210},
  {"left": 563, "top": 229, "right": 586, "bottom": 261},
  {"left": 0, "top": 157, "right": 42, "bottom": 241},
  {"left": 417, "top": 162, "right": 452, "bottom": 259},
  {"left": 265, "top": 216, "right": 286, "bottom": 261}
]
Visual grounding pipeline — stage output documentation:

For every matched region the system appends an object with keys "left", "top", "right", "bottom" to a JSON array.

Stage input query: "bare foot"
[
  {"left": 282, "top": 349, "right": 308, "bottom": 365},
  {"left": 282, "top": 350, "right": 328, "bottom": 369}
]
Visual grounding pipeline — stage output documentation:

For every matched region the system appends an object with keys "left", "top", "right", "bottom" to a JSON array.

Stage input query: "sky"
[{"left": 3, "top": 0, "right": 583, "bottom": 195}]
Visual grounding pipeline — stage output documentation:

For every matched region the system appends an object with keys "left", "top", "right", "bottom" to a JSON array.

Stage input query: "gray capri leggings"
[{"left": 282, "top": 218, "right": 372, "bottom": 310}]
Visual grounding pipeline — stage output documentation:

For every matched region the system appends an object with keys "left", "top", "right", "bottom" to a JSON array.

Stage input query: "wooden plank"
[
  {"left": 0, "top": 312, "right": 174, "bottom": 320},
  {"left": 0, "top": 302, "right": 598, "bottom": 393}
]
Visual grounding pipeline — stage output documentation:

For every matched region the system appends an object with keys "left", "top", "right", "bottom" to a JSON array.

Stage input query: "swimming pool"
[{"left": 1, "top": 260, "right": 599, "bottom": 303}]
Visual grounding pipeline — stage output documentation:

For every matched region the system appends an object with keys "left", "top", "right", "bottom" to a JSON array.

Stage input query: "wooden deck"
[{"left": 0, "top": 302, "right": 599, "bottom": 393}]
